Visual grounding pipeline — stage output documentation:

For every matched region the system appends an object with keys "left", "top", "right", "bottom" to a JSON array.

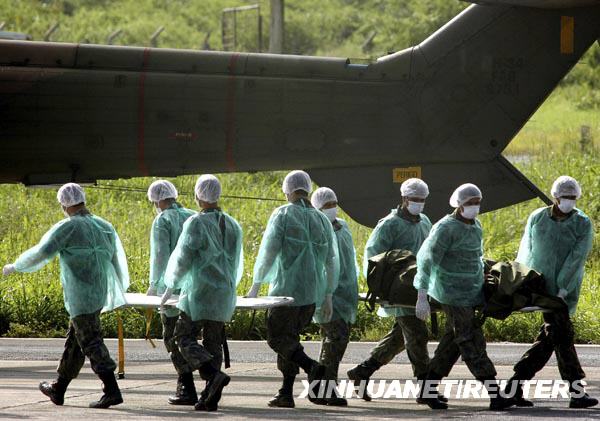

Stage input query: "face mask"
[
  {"left": 407, "top": 201, "right": 425, "bottom": 216},
  {"left": 62, "top": 208, "right": 69, "bottom": 218},
  {"left": 154, "top": 205, "right": 162, "bottom": 215},
  {"left": 460, "top": 205, "right": 480, "bottom": 220},
  {"left": 322, "top": 207, "right": 338, "bottom": 222},
  {"left": 557, "top": 199, "right": 576, "bottom": 214}
]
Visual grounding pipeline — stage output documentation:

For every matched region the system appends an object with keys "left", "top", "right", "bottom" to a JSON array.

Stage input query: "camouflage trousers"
[
  {"left": 319, "top": 318, "right": 351, "bottom": 381},
  {"left": 161, "top": 313, "right": 192, "bottom": 375},
  {"left": 173, "top": 312, "right": 225, "bottom": 380},
  {"left": 428, "top": 305, "right": 497, "bottom": 379},
  {"left": 266, "top": 304, "right": 316, "bottom": 377},
  {"left": 370, "top": 315, "right": 430, "bottom": 378},
  {"left": 57, "top": 311, "right": 116, "bottom": 380},
  {"left": 512, "top": 309, "right": 585, "bottom": 382}
]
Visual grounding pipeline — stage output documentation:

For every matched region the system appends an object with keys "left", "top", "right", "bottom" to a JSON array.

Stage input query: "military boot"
[
  {"left": 193, "top": 382, "right": 209, "bottom": 410},
  {"left": 89, "top": 371, "right": 123, "bottom": 409},
  {"left": 325, "top": 384, "right": 348, "bottom": 407},
  {"left": 268, "top": 390, "right": 296, "bottom": 408},
  {"left": 39, "top": 377, "right": 70, "bottom": 406},
  {"left": 168, "top": 372, "right": 198, "bottom": 405},
  {"left": 504, "top": 379, "right": 533, "bottom": 407},
  {"left": 267, "top": 375, "right": 296, "bottom": 408},
  {"left": 416, "top": 372, "right": 448, "bottom": 409},
  {"left": 570, "top": 393, "right": 599, "bottom": 408},
  {"left": 416, "top": 375, "right": 448, "bottom": 406},
  {"left": 307, "top": 362, "right": 327, "bottom": 405},
  {"left": 347, "top": 358, "right": 380, "bottom": 401},
  {"left": 569, "top": 381, "right": 599, "bottom": 409},
  {"left": 195, "top": 371, "right": 230, "bottom": 411},
  {"left": 479, "top": 377, "right": 515, "bottom": 411}
]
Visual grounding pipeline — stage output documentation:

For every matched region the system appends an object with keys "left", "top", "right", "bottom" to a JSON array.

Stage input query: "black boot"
[
  {"left": 504, "top": 378, "right": 533, "bottom": 407},
  {"left": 268, "top": 390, "right": 296, "bottom": 408},
  {"left": 307, "top": 362, "right": 327, "bottom": 405},
  {"left": 479, "top": 377, "right": 515, "bottom": 411},
  {"left": 168, "top": 372, "right": 198, "bottom": 405},
  {"left": 570, "top": 393, "right": 599, "bottom": 409},
  {"left": 194, "top": 381, "right": 209, "bottom": 410},
  {"left": 268, "top": 375, "right": 296, "bottom": 408},
  {"left": 39, "top": 377, "right": 70, "bottom": 406},
  {"left": 347, "top": 357, "right": 380, "bottom": 402},
  {"left": 416, "top": 374, "right": 448, "bottom": 409},
  {"left": 415, "top": 375, "right": 447, "bottom": 404},
  {"left": 89, "top": 371, "right": 123, "bottom": 409},
  {"left": 325, "top": 384, "right": 348, "bottom": 407},
  {"left": 196, "top": 369, "right": 230, "bottom": 411},
  {"left": 569, "top": 381, "right": 599, "bottom": 409}
]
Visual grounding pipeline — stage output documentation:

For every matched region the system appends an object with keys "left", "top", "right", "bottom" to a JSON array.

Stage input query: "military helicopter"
[{"left": 1, "top": 0, "right": 599, "bottom": 225}]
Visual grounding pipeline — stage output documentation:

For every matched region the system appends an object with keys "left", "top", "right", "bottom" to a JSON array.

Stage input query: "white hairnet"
[
  {"left": 147, "top": 180, "right": 178, "bottom": 202},
  {"left": 400, "top": 178, "right": 429, "bottom": 199},
  {"left": 551, "top": 175, "right": 581, "bottom": 199},
  {"left": 57, "top": 183, "right": 86, "bottom": 207},
  {"left": 449, "top": 183, "right": 482, "bottom": 207},
  {"left": 195, "top": 174, "right": 221, "bottom": 203},
  {"left": 282, "top": 170, "right": 312, "bottom": 195},
  {"left": 311, "top": 187, "right": 338, "bottom": 210}
]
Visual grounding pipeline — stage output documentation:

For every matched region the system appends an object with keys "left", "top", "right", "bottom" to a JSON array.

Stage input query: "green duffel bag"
[
  {"left": 365, "top": 249, "right": 441, "bottom": 312},
  {"left": 482, "top": 260, "right": 567, "bottom": 320}
]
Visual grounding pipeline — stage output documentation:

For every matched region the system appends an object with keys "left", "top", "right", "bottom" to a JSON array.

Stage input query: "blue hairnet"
[
  {"left": 449, "top": 183, "right": 482, "bottom": 207},
  {"left": 551, "top": 176, "right": 581, "bottom": 199},
  {"left": 195, "top": 174, "right": 221, "bottom": 203},
  {"left": 57, "top": 183, "right": 86, "bottom": 207},
  {"left": 282, "top": 170, "right": 312, "bottom": 195},
  {"left": 147, "top": 180, "right": 178, "bottom": 202},
  {"left": 400, "top": 178, "right": 429, "bottom": 199},
  {"left": 311, "top": 187, "right": 338, "bottom": 209}
]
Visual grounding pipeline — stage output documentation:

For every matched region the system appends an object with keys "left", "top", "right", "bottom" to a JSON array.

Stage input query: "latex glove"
[
  {"left": 415, "top": 289, "right": 431, "bottom": 321},
  {"left": 146, "top": 285, "right": 158, "bottom": 296},
  {"left": 160, "top": 287, "right": 173, "bottom": 308},
  {"left": 557, "top": 288, "right": 568, "bottom": 301},
  {"left": 2, "top": 264, "right": 15, "bottom": 276},
  {"left": 320, "top": 294, "right": 333, "bottom": 323},
  {"left": 246, "top": 283, "right": 261, "bottom": 298}
]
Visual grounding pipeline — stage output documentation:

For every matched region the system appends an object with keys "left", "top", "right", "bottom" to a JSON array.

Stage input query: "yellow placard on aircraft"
[
  {"left": 561, "top": 16, "right": 574, "bottom": 54},
  {"left": 393, "top": 166, "right": 422, "bottom": 183}
]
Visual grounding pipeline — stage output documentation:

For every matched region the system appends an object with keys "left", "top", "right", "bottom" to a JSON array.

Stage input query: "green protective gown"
[
  {"left": 314, "top": 218, "right": 359, "bottom": 324},
  {"left": 516, "top": 206, "right": 594, "bottom": 315},
  {"left": 253, "top": 199, "right": 340, "bottom": 308},
  {"left": 164, "top": 209, "right": 243, "bottom": 322},
  {"left": 413, "top": 214, "right": 485, "bottom": 307},
  {"left": 13, "top": 213, "right": 130, "bottom": 318},
  {"left": 364, "top": 209, "right": 432, "bottom": 317},
  {"left": 149, "top": 202, "right": 194, "bottom": 317}
]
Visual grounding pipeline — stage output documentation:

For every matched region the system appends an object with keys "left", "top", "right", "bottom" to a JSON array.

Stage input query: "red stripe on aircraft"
[
  {"left": 225, "top": 53, "right": 240, "bottom": 171},
  {"left": 137, "top": 48, "right": 151, "bottom": 176}
]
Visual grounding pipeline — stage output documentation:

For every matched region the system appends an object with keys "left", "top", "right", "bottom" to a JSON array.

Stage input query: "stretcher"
[
  {"left": 358, "top": 292, "right": 550, "bottom": 313},
  {"left": 112, "top": 293, "right": 294, "bottom": 378}
]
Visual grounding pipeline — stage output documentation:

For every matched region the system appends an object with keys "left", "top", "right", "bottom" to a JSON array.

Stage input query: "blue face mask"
[
  {"left": 557, "top": 199, "right": 576, "bottom": 214},
  {"left": 460, "top": 205, "right": 480, "bottom": 220},
  {"left": 407, "top": 201, "right": 425, "bottom": 216},
  {"left": 321, "top": 207, "right": 338, "bottom": 222}
]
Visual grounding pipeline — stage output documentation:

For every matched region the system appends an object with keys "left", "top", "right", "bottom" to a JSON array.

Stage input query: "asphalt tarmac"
[{"left": 1, "top": 339, "right": 600, "bottom": 420}]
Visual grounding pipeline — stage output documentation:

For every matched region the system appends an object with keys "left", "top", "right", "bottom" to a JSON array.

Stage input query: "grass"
[
  {"left": 0, "top": 0, "right": 598, "bottom": 343},
  {"left": 505, "top": 85, "right": 600, "bottom": 156}
]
